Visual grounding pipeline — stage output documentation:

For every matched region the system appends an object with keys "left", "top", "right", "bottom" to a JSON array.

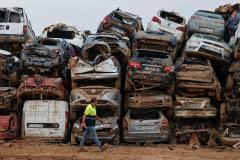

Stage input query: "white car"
[
  {"left": 229, "top": 23, "right": 240, "bottom": 59},
  {"left": 147, "top": 10, "right": 186, "bottom": 46},
  {"left": 0, "top": 7, "right": 35, "bottom": 54},
  {"left": 41, "top": 23, "right": 86, "bottom": 51},
  {"left": 185, "top": 33, "right": 232, "bottom": 64}
]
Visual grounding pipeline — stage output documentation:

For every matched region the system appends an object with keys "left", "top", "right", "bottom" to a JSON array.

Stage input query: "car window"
[
  {"left": 9, "top": 11, "right": 21, "bottom": 23},
  {"left": 47, "top": 30, "right": 75, "bottom": 39},
  {"left": 183, "top": 57, "right": 207, "bottom": 65},
  {"left": 193, "top": 34, "right": 224, "bottom": 43},
  {"left": 112, "top": 12, "right": 136, "bottom": 26},
  {"left": 137, "top": 50, "right": 169, "bottom": 59},
  {"left": 0, "top": 10, "right": 7, "bottom": 22},
  {"left": 159, "top": 11, "right": 185, "bottom": 24},
  {"left": 195, "top": 11, "right": 223, "bottom": 20},
  {"left": 97, "top": 108, "right": 118, "bottom": 117},
  {"left": 130, "top": 109, "right": 160, "bottom": 120}
]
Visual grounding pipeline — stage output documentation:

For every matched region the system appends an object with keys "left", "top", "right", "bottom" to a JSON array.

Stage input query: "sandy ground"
[{"left": 0, "top": 140, "right": 240, "bottom": 160}]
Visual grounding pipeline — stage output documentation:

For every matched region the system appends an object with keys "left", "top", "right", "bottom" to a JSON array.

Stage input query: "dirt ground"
[{"left": 0, "top": 140, "right": 240, "bottom": 160}]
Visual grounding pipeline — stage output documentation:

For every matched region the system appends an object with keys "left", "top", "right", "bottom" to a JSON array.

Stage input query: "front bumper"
[
  {"left": 173, "top": 108, "right": 217, "bottom": 119},
  {"left": 71, "top": 72, "right": 120, "bottom": 80}
]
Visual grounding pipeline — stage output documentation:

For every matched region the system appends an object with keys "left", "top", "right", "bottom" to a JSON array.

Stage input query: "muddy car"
[
  {"left": 225, "top": 61, "right": 240, "bottom": 91},
  {"left": 125, "top": 91, "right": 173, "bottom": 109},
  {"left": 16, "top": 76, "right": 65, "bottom": 104},
  {"left": 71, "top": 107, "right": 120, "bottom": 145},
  {"left": 173, "top": 96, "right": 217, "bottom": 119},
  {"left": 125, "top": 49, "right": 175, "bottom": 94},
  {"left": 41, "top": 23, "right": 86, "bottom": 52},
  {"left": 70, "top": 86, "right": 121, "bottom": 121},
  {"left": 0, "top": 113, "right": 18, "bottom": 140},
  {"left": 70, "top": 40, "right": 121, "bottom": 89},
  {"left": 219, "top": 123, "right": 240, "bottom": 146},
  {"left": 122, "top": 108, "right": 170, "bottom": 143},
  {"left": 0, "top": 87, "right": 16, "bottom": 111},
  {"left": 97, "top": 8, "right": 143, "bottom": 37},
  {"left": 185, "top": 33, "right": 232, "bottom": 64},
  {"left": 21, "top": 37, "right": 72, "bottom": 78},
  {"left": 0, "top": 49, "right": 21, "bottom": 86},
  {"left": 220, "top": 93, "right": 240, "bottom": 123},
  {"left": 175, "top": 57, "right": 221, "bottom": 101},
  {"left": 172, "top": 119, "right": 213, "bottom": 144},
  {"left": 131, "top": 31, "right": 177, "bottom": 60}
]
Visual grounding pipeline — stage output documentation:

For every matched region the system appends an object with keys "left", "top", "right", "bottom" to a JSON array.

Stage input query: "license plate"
[
  {"left": 111, "top": 27, "right": 125, "bottom": 34},
  {"left": 203, "top": 45, "right": 221, "bottom": 54},
  {"left": 144, "top": 66, "right": 160, "bottom": 72},
  {"left": 134, "top": 125, "right": 155, "bottom": 131},
  {"left": 200, "top": 27, "right": 213, "bottom": 33},
  {"left": 0, "top": 25, "right": 4, "bottom": 30},
  {"left": 27, "top": 123, "right": 43, "bottom": 128}
]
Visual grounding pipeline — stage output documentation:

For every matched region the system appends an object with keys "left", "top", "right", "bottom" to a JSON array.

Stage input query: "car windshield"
[
  {"left": 193, "top": 34, "right": 224, "bottom": 43},
  {"left": 96, "top": 108, "right": 118, "bottom": 118},
  {"left": 195, "top": 10, "right": 223, "bottom": 20},
  {"left": 112, "top": 12, "right": 136, "bottom": 26},
  {"left": 159, "top": 11, "right": 185, "bottom": 24},
  {"left": 130, "top": 109, "right": 160, "bottom": 120},
  {"left": 0, "top": 10, "right": 21, "bottom": 23},
  {"left": 47, "top": 30, "right": 75, "bottom": 39},
  {"left": 183, "top": 57, "right": 208, "bottom": 65}
]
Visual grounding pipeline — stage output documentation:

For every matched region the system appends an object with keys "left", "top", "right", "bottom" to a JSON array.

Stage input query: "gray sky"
[{"left": 0, "top": 0, "right": 237, "bottom": 35}]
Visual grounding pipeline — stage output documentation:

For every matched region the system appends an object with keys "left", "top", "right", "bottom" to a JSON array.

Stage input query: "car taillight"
[
  {"left": 128, "top": 61, "right": 142, "bottom": 69},
  {"left": 65, "top": 111, "right": 69, "bottom": 129},
  {"left": 176, "top": 26, "right": 186, "bottom": 32},
  {"left": 164, "top": 66, "right": 174, "bottom": 73},
  {"left": 23, "top": 25, "right": 27, "bottom": 34},
  {"left": 160, "top": 118, "right": 169, "bottom": 128},
  {"left": 122, "top": 119, "right": 128, "bottom": 130},
  {"left": 103, "top": 16, "right": 110, "bottom": 24},
  {"left": 191, "top": 16, "right": 201, "bottom": 20},
  {"left": 152, "top": 16, "right": 161, "bottom": 23}
]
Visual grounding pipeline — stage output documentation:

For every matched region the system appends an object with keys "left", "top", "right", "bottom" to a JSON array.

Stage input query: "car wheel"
[
  {"left": 220, "top": 103, "right": 227, "bottom": 123},
  {"left": 225, "top": 74, "right": 234, "bottom": 91},
  {"left": 71, "top": 80, "right": 78, "bottom": 89}
]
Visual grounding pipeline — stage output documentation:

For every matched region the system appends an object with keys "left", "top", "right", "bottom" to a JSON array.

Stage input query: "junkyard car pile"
[{"left": 1, "top": 4, "right": 240, "bottom": 148}]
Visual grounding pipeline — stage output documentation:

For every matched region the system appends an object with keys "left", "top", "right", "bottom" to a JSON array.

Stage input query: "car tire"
[
  {"left": 225, "top": 74, "right": 234, "bottom": 91},
  {"left": 220, "top": 103, "right": 227, "bottom": 123}
]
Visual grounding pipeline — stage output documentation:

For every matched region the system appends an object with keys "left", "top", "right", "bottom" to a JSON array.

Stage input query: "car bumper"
[
  {"left": 123, "top": 132, "right": 169, "bottom": 142},
  {"left": 71, "top": 72, "right": 120, "bottom": 80},
  {"left": 173, "top": 109, "right": 217, "bottom": 119},
  {"left": 0, "top": 129, "right": 18, "bottom": 140}
]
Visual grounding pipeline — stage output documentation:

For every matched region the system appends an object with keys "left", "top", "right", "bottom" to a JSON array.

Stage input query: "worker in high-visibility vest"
[{"left": 79, "top": 97, "right": 108, "bottom": 152}]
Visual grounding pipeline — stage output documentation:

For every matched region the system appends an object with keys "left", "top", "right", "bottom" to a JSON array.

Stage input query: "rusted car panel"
[
  {"left": 226, "top": 61, "right": 240, "bottom": 91},
  {"left": 132, "top": 31, "right": 177, "bottom": 60},
  {"left": 125, "top": 92, "right": 173, "bottom": 109},
  {"left": 219, "top": 123, "right": 240, "bottom": 146},
  {"left": 176, "top": 57, "right": 221, "bottom": 100},
  {"left": 126, "top": 49, "right": 175, "bottom": 92},
  {"left": 0, "top": 113, "right": 18, "bottom": 140},
  {"left": 172, "top": 120, "right": 212, "bottom": 144},
  {"left": 21, "top": 37, "right": 72, "bottom": 78},
  {"left": 173, "top": 96, "right": 217, "bottom": 119},
  {"left": 0, "top": 49, "right": 21, "bottom": 86},
  {"left": 16, "top": 76, "right": 65, "bottom": 103},
  {"left": 0, "top": 87, "right": 16, "bottom": 110},
  {"left": 97, "top": 9, "right": 143, "bottom": 37},
  {"left": 71, "top": 108, "right": 119, "bottom": 144},
  {"left": 70, "top": 40, "right": 121, "bottom": 88},
  {"left": 70, "top": 86, "right": 121, "bottom": 121},
  {"left": 123, "top": 109, "right": 170, "bottom": 143}
]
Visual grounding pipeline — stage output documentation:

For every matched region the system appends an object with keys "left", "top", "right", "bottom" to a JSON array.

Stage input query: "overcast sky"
[{"left": 0, "top": 0, "right": 237, "bottom": 35}]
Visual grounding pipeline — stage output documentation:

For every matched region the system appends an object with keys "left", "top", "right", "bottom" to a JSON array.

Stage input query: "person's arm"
[{"left": 81, "top": 114, "right": 86, "bottom": 128}]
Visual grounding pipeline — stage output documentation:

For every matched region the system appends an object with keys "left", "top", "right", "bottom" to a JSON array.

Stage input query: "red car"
[{"left": 0, "top": 113, "right": 18, "bottom": 140}]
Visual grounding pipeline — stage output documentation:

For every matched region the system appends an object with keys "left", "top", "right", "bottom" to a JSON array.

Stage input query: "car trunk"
[{"left": 159, "top": 11, "right": 185, "bottom": 29}]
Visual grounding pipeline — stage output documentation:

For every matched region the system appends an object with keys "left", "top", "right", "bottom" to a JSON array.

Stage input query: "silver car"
[
  {"left": 187, "top": 10, "right": 225, "bottom": 38},
  {"left": 185, "top": 33, "right": 232, "bottom": 64}
]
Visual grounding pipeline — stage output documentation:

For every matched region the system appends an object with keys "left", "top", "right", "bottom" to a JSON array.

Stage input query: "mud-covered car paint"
[
  {"left": 0, "top": 87, "right": 16, "bottom": 111},
  {"left": 0, "top": 113, "right": 18, "bottom": 140},
  {"left": 219, "top": 123, "right": 240, "bottom": 146}
]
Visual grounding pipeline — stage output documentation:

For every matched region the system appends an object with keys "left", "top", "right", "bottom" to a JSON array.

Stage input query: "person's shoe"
[
  {"left": 79, "top": 147, "right": 88, "bottom": 152},
  {"left": 99, "top": 144, "right": 109, "bottom": 152}
]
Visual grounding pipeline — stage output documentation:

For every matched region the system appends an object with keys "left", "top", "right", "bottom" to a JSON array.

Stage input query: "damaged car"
[
  {"left": 219, "top": 123, "right": 240, "bottom": 146},
  {"left": 0, "top": 87, "right": 16, "bottom": 111},
  {"left": 21, "top": 37, "right": 72, "bottom": 78},
  {"left": 71, "top": 107, "right": 120, "bottom": 145},
  {"left": 70, "top": 86, "right": 121, "bottom": 121},
  {"left": 41, "top": 23, "right": 86, "bottom": 52},
  {"left": 185, "top": 33, "right": 232, "bottom": 64},
  {"left": 122, "top": 108, "right": 170, "bottom": 143},
  {"left": 175, "top": 57, "right": 221, "bottom": 101},
  {"left": 0, "top": 49, "right": 21, "bottom": 86},
  {"left": 173, "top": 96, "right": 217, "bottom": 119},
  {"left": 125, "top": 49, "right": 175, "bottom": 94},
  {"left": 147, "top": 10, "right": 186, "bottom": 48},
  {"left": 131, "top": 31, "right": 177, "bottom": 60},
  {"left": 70, "top": 40, "right": 121, "bottom": 89},
  {"left": 16, "top": 75, "right": 65, "bottom": 104},
  {"left": 97, "top": 8, "right": 143, "bottom": 37},
  {"left": 0, "top": 113, "right": 19, "bottom": 140},
  {"left": 225, "top": 61, "right": 240, "bottom": 91}
]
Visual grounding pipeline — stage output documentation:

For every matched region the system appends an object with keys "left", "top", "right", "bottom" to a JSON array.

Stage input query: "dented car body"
[
  {"left": 0, "top": 113, "right": 18, "bottom": 140},
  {"left": 70, "top": 86, "right": 121, "bottom": 121},
  {"left": 16, "top": 76, "right": 65, "bottom": 104},
  {"left": 70, "top": 40, "right": 121, "bottom": 88},
  {"left": 132, "top": 31, "right": 177, "bottom": 60},
  {"left": 219, "top": 123, "right": 240, "bottom": 146},
  {"left": 21, "top": 37, "right": 71, "bottom": 78},
  {"left": 0, "top": 49, "right": 21, "bottom": 86},
  {"left": 97, "top": 9, "right": 143, "bottom": 37},
  {"left": 176, "top": 57, "right": 221, "bottom": 100},
  {"left": 0, "top": 87, "right": 16, "bottom": 111},
  {"left": 123, "top": 109, "right": 170, "bottom": 143},
  {"left": 125, "top": 49, "right": 175, "bottom": 93},
  {"left": 225, "top": 61, "right": 240, "bottom": 92},
  {"left": 173, "top": 96, "right": 217, "bottom": 119}
]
